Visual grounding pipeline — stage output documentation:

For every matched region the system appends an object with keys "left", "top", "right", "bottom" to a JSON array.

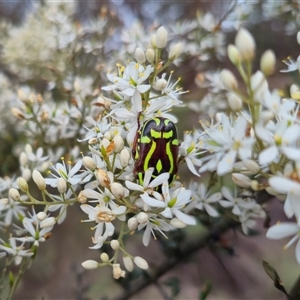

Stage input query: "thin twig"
[{"left": 113, "top": 218, "right": 239, "bottom": 300}]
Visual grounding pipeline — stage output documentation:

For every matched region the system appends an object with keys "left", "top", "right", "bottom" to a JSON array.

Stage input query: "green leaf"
[
  {"left": 199, "top": 282, "right": 212, "bottom": 300},
  {"left": 262, "top": 261, "right": 288, "bottom": 296},
  {"left": 162, "top": 277, "right": 180, "bottom": 297}
]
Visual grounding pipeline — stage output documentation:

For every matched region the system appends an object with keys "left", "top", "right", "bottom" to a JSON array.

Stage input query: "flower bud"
[
  {"left": 40, "top": 217, "right": 56, "bottom": 228},
  {"left": 135, "top": 47, "right": 146, "bottom": 64},
  {"left": 260, "top": 49, "right": 276, "bottom": 76},
  {"left": 120, "top": 148, "right": 131, "bottom": 168},
  {"left": 111, "top": 182, "right": 125, "bottom": 199},
  {"left": 19, "top": 152, "right": 28, "bottom": 167},
  {"left": 57, "top": 178, "right": 67, "bottom": 194},
  {"left": 11, "top": 108, "right": 25, "bottom": 119},
  {"left": 82, "top": 156, "right": 96, "bottom": 171},
  {"left": 232, "top": 173, "right": 251, "bottom": 188},
  {"left": 170, "top": 218, "right": 187, "bottom": 228},
  {"left": 146, "top": 48, "right": 155, "bottom": 63},
  {"left": 235, "top": 28, "right": 256, "bottom": 61},
  {"left": 154, "top": 78, "right": 167, "bottom": 90},
  {"left": 22, "top": 168, "right": 31, "bottom": 181},
  {"left": 32, "top": 170, "right": 46, "bottom": 190},
  {"left": 168, "top": 43, "right": 182, "bottom": 60},
  {"left": 227, "top": 92, "right": 242, "bottom": 111},
  {"left": 290, "top": 84, "right": 300, "bottom": 100},
  {"left": 9, "top": 188, "right": 20, "bottom": 201},
  {"left": 88, "top": 138, "right": 97, "bottom": 145},
  {"left": 37, "top": 211, "right": 47, "bottom": 221},
  {"left": 127, "top": 217, "right": 138, "bottom": 231},
  {"left": 150, "top": 34, "right": 156, "bottom": 48},
  {"left": 155, "top": 26, "right": 168, "bottom": 48},
  {"left": 250, "top": 71, "right": 268, "bottom": 102},
  {"left": 100, "top": 252, "right": 109, "bottom": 263},
  {"left": 123, "top": 256, "right": 134, "bottom": 272},
  {"left": 133, "top": 256, "right": 148, "bottom": 270},
  {"left": 110, "top": 239, "right": 120, "bottom": 251},
  {"left": 220, "top": 69, "right": 238, "bottom": 90},
  {"left": 227, "top": 44, "right": 241, "bottom": 65},
  {"left": 243, "top": 159, "right": 260, "bottom": 174},
  {"left": 136, "top": 212, "right": 149, "bottom": 224},
  {"left": 96, "top": 169, "right": 110, "bottom": 187},
  {"left": 17, "top": 177, "right": 28, "bottom": 192},
  {"left": 113, "top": 135, "right": 124, "bottom": 153},
  {"left": 82, "top": 260, "right": 99, "bottom": 269},
  {"left": 297, "top": 31, "right": 300, "bottom": 45}
]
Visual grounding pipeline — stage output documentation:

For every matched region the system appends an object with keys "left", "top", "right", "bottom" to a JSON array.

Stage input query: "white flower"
[
  {"left": 45, "top": 159, "right": 83, "bottom": 188},
  {"left": 266, "top": 222, "right": 300, "bottom": 264},
  {"left": 200, "top": 114, "right": 254, "bottom": 176},
  {"left": 185, "top": 182, "right": 221, "bottom": 217},
  {"left": 160, "top": 184, "right": 196, "bottom": 225},
  {"left": 0, "top": 197, "right": 26, "bottom": 226},
  {"left": 16, "top": 217, "right": 53, "bottom": 247},
  {"left": 280, "top": 55, "right": 300, "bottom": 73},
  {"left": 102, "top": 62, "right": 153, "bottom": 97},
  {"left": 0, "top": 237, "right": 33, "bottom": 265},
  {"left": 80, "top": 203, "right": 126, "bottom": 249}
]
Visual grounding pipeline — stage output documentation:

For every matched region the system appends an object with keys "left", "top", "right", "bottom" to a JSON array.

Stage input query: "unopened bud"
[
  {"left": 154, "top": 78, "right": 167, "bottom": 90},
  {"left": 135, "top": 47, "right": 146, "bottom": 64},
  {"left": 150, "top": 34, "right": 156, "bottom": 48},
  {"left": 232, "top": 173, "right": 251, "bottom": 188},
  {"left": 11, "top": 108, "right": 25, "bottom": 119},
  {"left": 290, "top": 84, "right": 300, "bottom": 100},
  {"left": 40, "top": 217, "right": 56, "bottom": 228},
  {"left": 260, "top": 49, "right": 276, "bottom": 76},
  {"left": 19, "top": 152, "right": 28, "bottom": 167},
  {"left": 111, "top": 182, "right": 125, "bottom": 199},
  {"left": 146, "top": 48, "right": 155, "bottom": 63},
  {"left": 82, "top": 260, "right": 99, "bottom": 269},
  {"left": 9, "top": 188, "right": 20, "bottom": 201},
  {"left": 37, "top": 211, "right": 47, "bottom": 221},
  {"left": 227, "top": 92, "right": 242, "bottom": 111},
  {"left": 235, "top": 28, "right": 256, "bottom": 61},
  {"left": 96, "top": 169, "right": 110, "bottom": 187},
  {"left": 100, "top": 252, "right": 109, "bottom": 263},
  {"left": 123, "top": 256, "right": 134, "bottom": 272},
  {"left": 22, "top": 168, "right": 31, "bottom": 181},
  {"left": 110, "top": 239, "right": 120, "bottom": 250},
  {"left": 82, "top": 156, "right": 96, "bottom": 171},
  {"left": 88, "top": 138, "right": 97, "bottom": 145},
  {"left": 57, "top": 178, "right": 67, "bottom": 194},
  {"left": 170, "top": 218, "right": 187, "bottom": 228},
  {"left": 127, "top": 217, "right": 138, "bottom": 231},
  {"left": 168, "top": 43, "right": 182, "bottom": 60},
  {"left": 17, "top": 177, "right": 28, "bottom": 192},
  {"left": 243, "top": 159, "right": 260, "bottom": 174},
  {"left": 120, "top": 148, "right": 131, "bottom": 168},
  {"left": 227, "top": 44, "right": 241, "bottom": 65},
  {"left": 113, "top": 135, "right": 124, "bottom": 153},
  {"left": 250, "top": 71, "right": 268, "bottom": 102},
  {"left": 220, "top": 69, "right": 238, "bottom": 90},
  {"left": 133, "top": 256, "right": 148, "bottom": 270},
  {"left": 297, "top": 31, "right": 300, "bottom": 45},
  {"left": 155, "top": 26, "right": 168, "bottom": 48},
  {"left": 136, "top": 212, "right": 149, "bottom": 224},
  {"left": 32, "top": 170, "right": 46, "bottom": 190}
]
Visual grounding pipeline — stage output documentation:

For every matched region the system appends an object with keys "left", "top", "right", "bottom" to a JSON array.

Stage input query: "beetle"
[{"left": 133, "top": 116, "right": 179, "bottom": 187}]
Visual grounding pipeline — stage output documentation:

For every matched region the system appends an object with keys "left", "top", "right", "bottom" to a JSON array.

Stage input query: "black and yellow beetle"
[{"left": 133, "top": 116, "right": 179, "bottom": 187}]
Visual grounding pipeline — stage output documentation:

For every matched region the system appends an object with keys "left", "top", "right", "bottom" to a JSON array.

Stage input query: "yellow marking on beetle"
[
  {"left": 163, "top": 130, "right": 173, "bottom": 139},
  {"left": 150, "top": 129, "right": 161, "bottom": 139},
  {"left": 143, "top": 140, "right": 157, "bottom": 171},
  {"left": 172, "top": 139, "right": 179, "bottom": 145},
  {"left": 156, "top": 159, "right": 163, "bottom": 173},
  {"left": 164, "top": 119, "right": 170, "bottom": 126},
  {"left": 141, "top": 136, "right": 151, "bottom": 143},
  {"left": 166, "top": 141, "right": 174, "bottom": 172}
]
